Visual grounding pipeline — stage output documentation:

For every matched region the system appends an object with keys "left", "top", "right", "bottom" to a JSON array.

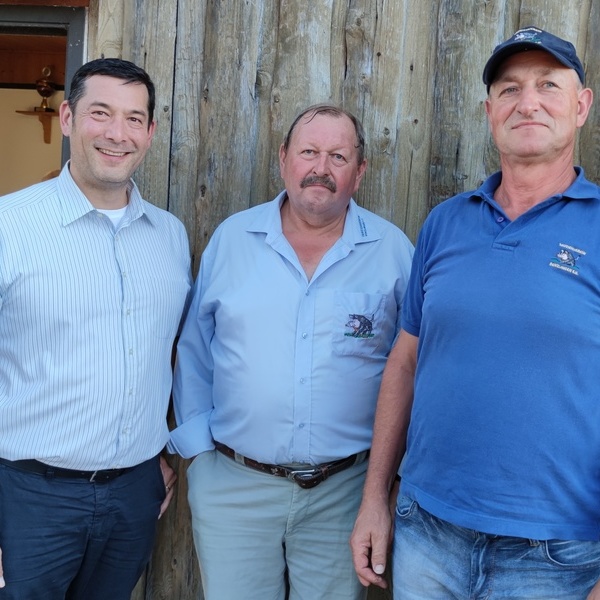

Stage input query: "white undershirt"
[{"left": 96, "top": 206, "right": 128, "bottom": 229}]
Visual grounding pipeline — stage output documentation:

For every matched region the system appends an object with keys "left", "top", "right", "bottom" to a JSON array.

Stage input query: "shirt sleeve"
[
  {"left": 168, "top": 242, "right": 217, "bottom": 458},
  {"left": 400, "top": 220, "right": 428, "bottom": 338}
]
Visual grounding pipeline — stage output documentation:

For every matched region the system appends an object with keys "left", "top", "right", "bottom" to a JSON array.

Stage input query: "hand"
[
  {"left": 349, "top": 498, "right": 393, "bottom": 589},
  {"left": 0, "top": 546, "right": 5, "bottom": 588},
  {"left": 159, "top": 455, "right": 177, "bottom": 519},
  {"left": 587, "top": 578, "right": 600, "bottom": 600}
]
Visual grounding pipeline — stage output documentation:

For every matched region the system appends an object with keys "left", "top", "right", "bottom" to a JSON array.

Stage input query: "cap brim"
[{"left": 483, "top": 42, "right": 577, "bottom": 87}]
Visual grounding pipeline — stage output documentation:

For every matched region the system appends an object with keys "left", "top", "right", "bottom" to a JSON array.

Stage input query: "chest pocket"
[{"left": 332, "top": 291, "right": 390, "bottom": 358}]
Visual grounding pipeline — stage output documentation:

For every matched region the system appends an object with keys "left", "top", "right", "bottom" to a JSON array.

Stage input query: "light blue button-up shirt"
[
  {"left": 0, "top": 165, "right": 191, "bottom": 470},
  {"left": 170, "top": 192, "right": 413, "bottom": 464}
]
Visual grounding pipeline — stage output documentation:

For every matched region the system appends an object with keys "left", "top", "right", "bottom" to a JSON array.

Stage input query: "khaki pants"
[{"left": 187, "top": 449, "right": 368, "bottom": 600}]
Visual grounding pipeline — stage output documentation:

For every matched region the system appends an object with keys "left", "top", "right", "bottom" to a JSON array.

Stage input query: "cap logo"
[{"left": 513, "top": 30, "right": 542, "bottom": 43}]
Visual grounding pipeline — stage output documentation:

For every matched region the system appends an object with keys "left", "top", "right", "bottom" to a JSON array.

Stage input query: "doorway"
[{"left": 0, "top": 6, "right": 85, "bottom": 195}]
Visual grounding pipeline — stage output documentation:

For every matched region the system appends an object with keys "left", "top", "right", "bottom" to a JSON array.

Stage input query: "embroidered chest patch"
[
  {"left": 345, "top": 314, "right": 375, "bottom": 338},
  {"left": 549, "top": 243, "right": 586, "bottom": 276}
]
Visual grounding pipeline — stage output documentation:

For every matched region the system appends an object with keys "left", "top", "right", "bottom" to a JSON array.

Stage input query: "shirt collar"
[
  {"left": 247, "top": 190, "right": 383, "bottom": 247},
  {"left": 474, "top": 166, "right": 597, "bottom": 205},
  {"left": 55, "top": 162, "right": 151, "bottom": 226}
]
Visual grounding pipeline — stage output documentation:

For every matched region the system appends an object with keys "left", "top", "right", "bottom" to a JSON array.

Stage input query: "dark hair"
[
  {"left": 67, "top": 58, "right": 155, "bottom": 126},
  {"left": 282, "top": 104, "right": 366, "bottom": 164}
]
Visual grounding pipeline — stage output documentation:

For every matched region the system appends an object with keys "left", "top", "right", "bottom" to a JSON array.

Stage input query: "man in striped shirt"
[{"left": 0, "top": 59, "right": 191, "bottom": 599}]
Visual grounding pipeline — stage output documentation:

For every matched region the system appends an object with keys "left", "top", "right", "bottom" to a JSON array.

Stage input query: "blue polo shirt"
[{"left": 401, "top": 168, "right": 600, "bottom": 541}]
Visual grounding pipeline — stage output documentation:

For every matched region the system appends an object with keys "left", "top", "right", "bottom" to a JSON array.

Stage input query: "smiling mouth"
[
  {"left": 98, "top": 148, "right": 129, "bottom": 157},
  {"left": 513, "top": 121, "right": 545, "bottom": 129}
]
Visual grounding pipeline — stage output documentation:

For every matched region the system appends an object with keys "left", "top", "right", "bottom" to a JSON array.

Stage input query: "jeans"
[{"left": 393, "top": 494, "right": 600, "bottom": 599}]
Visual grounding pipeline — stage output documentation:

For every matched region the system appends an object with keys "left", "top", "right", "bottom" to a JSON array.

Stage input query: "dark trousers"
[{"left": 0, "top": 455, "right": 165, "bottom": 600}]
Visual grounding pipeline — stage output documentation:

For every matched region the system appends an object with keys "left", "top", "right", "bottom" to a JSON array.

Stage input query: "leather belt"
[
  {"left": 0, "top": 457, "right": 133, "bottom": 483},
  {"left": 214, "top": 441, "right": 369, "bottom": 489}
]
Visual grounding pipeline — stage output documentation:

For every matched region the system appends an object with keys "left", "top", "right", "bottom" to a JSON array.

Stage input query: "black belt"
[
  {"left": 0, "top": 457, "right": 133, "bottom": 483},
  {"left": 214, "top": 442, "right": 369, "bottom": 489}
]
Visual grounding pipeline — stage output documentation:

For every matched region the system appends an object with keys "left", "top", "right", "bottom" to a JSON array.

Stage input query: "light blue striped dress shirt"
[
  {"left": 170, "top": 192, "right": 414, "bottom": 465},
  {"left": 0, "top": 165, "right": 191, "bottom": 470}
]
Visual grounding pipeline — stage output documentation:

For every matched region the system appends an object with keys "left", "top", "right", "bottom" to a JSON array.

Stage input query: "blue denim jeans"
[{"left": 393, "top": 494, "right": 600, "bottom": 599}]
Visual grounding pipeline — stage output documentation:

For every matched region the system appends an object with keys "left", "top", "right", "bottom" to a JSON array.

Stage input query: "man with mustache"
[
  {"left": 169, "top": 104, "right": 414, "bottom": 599},
  {"left": 0, "top": 58, "right": 191, "bottom": 599},
  {"left": 351, "top": 27, "right": 600, "bottom": 599}
]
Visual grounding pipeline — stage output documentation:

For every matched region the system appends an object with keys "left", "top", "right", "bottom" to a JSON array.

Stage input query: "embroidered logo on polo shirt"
[
  {"left": 549, "top": 243, "right": 585, "bottom": 276},
  {"left": 345, "top": 314, "right": 375, "bottom": 338}
]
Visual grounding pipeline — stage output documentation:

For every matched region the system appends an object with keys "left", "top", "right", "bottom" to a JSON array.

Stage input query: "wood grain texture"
[{"left": 122, "top": 0, "right": 178, "bottom": 211}]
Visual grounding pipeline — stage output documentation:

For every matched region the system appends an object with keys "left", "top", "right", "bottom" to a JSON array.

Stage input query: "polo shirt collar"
[{"left": 474, "top": 166, "right": 597, "bottom": 206}]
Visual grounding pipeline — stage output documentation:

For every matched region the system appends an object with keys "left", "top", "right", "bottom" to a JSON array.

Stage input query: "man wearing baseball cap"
[{"left": 351, "top": 27, "right": 600, "bottom": 599}]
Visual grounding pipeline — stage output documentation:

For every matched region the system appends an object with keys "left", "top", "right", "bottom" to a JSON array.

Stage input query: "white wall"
[{"left": 0, "top": 88, "right": 63, "bottom": 196}]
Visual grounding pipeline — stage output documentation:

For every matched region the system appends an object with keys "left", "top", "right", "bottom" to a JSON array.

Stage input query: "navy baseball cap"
[{"left": 482, "top": 26, "right": 585, "bottom": 90}]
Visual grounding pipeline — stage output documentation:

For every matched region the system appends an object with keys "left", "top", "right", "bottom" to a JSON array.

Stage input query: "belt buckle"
[
  {"left": 89, "top": 470, "right": 99, "bottom": 482},
  {"left": 288, "top": 467, "right": 323, "bottom": 489}
]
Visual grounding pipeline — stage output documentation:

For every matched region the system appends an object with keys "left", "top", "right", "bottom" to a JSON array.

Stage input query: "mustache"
[{"left": 300, "top": 175, "right": 336, "bottom": 192}]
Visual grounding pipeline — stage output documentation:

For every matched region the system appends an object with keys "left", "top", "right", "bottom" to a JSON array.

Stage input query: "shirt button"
[
  {"left": 497, "top": 216, "right": 505, "bottom": 223},
  {"left": 302, "top": 332, "right": 307, "bottom": 339},
  {"left": 299, "top": 378, "right": 305, "bottom": 384},
  {"left": 299, "top": 423, "right": 305, "bottom": 429}
]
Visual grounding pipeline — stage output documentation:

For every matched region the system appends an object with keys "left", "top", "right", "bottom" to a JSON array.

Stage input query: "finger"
[
  {"left": 0, "top": 546, "right": 5, "bottom": 588},
  {"left": 350, "top": 533, "right": 387, "bottom": 586},
  {"left": 358, "top": 570, "right": 387, "bottom": 589},
  {"left": 369, "top": 537, "right": 389, "bottom": 581},
  {"left": 159, "top": 487, "right": 175, "bottom": 519},
  {"left": 159, "top": 455, "right": 173, "bottom": 478},
  {"left": 163, "top": 473, "right": 177, "bottom": 495},
  {"left": 352, "top": 544, "right": 387, "bottom": 588}
]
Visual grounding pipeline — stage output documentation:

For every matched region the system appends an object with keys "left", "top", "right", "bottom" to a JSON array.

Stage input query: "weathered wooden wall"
[{"left": 84, "top": 1, "right": 600, "bottom": 598}]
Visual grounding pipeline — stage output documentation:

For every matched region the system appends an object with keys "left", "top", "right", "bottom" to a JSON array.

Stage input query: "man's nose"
[
  {"left": 103, "top": 117, "right": 127, "bottom": 142},
  {"left": 516, "top": 86, "right": 541, "bottom": 117},
  {"left": 312, "top": 152, "right": 331, "bottom": 175}
]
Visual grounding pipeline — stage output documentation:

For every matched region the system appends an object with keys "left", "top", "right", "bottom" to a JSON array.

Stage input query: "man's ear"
[
  {"left": 353, "top": 159, "right": 368, "bottom": 193},
  {"left": 576, "top": 87, "right": 593, "bottom": 128},
  {"left": 59, "top": 100, "right": 73, "bottom": 137},
  {"left": 278, "top": 143, "right": 287, "bottom": 175}
]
